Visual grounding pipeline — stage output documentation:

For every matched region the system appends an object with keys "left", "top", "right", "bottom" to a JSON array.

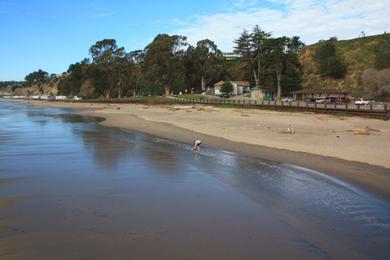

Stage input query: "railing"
[{"left": 174, "top": 98, "right": 389, "bottom": 119}]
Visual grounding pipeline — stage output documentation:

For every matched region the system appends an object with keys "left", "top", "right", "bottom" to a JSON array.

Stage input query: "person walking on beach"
[{"left": 192, "top": 139, "right": 202, "bottom": 153}]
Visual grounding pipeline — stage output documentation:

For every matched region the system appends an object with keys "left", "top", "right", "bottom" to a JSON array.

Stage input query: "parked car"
[
  {"left": 219, "top": 93, "right": 230, "bottom": 98},
  {"left": 282, "top": 97, "right": 294, "bottom": 102},
  {"left": 315, "top": 98, "right": 325, "bottom": 104},
  {"left": 305, "top": 97, "right": 317, "bottom": 103},
  {"left": 355, "top": 98, "right": 374, "bottom": 106},
  {"left": 336, "top": 97, "right": 350, "bottom": 104},
  {"left": 73, "top": 96, "right": 82, "bottom": 101},
  {"left": 325, "top": 97, "right": 337, "bottom": 103}
]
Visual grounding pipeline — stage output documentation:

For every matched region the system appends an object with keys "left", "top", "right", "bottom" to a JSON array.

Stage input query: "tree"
[
  {"left": 374, "top": 33, "right": 390, "bottom": 70},
  {"left": 184, "top": 39, "right": 226, "bottom": 92},
  {"left": 24, "top": 69, "right": 49, "bottom": 93},
  {"left": 361, "top": 68, "right": 390, "bottom": 98},
  {"left": 250, "top": 26, "right": 271, "bottom": 88},
  {"left": 234, "top": 26, "right": 271, "bottom": 88},
  {"left": 143, "top": 34, "right": 187, "bottom": 96},
  {"left": 127, "top": 50, "right": 145, "bottom": 97},
  {"left": 234, "top": 29, "right": 252, "bottom": 81},
  {"left": 265, "top": 37, "right": 288, "bottom": 100},
  {"left": 314, "top": 38, "right": 347, "bottom": 79},
  {"left": 88, "top": 39, "right": 126, "bottom": 99},
  {"left": 59, "top": 59, "right": 89, "bottom": 96},
  {"left": 220, "top": 81, "right": 234, "bottom": 94},
  {"left": 263, "top": 36, "right": 304, "bottom": 99}
]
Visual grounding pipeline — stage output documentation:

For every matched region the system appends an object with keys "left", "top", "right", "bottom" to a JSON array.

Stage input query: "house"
[
  {"left": 251, "top": 86, "right": 276, "bottom": 101},
  {"left": 214, "top": 81, "right": 250, "bottom": 96},
  {"left": 222, "top": 52, "right": 242, "bottom": 60},
  {"left": 291, "top": 89, "right": 349, "bottom": 101}
]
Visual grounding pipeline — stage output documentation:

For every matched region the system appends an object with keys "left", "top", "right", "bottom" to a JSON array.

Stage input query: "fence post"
[
  {"left": 384, "top": 104, "right": 388, "bottom": 112},
  {"left": 370, "top": 104, "right": 373, "bottom": 111}
]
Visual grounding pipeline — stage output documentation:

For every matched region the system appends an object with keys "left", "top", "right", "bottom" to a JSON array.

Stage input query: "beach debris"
[
  {"left": 117, "top": 107, "right": 120, "bottom": 110},
  {"left": 241, "top": 114, "right": 250, "bottom": 117},
  {"left": 287, "top": 124, "right": 295, "bottom": 134},
  {"left": 280, "top": 124, "right": 295, "bottom": 134},
  {"left": 168, "top": 106, "right": 180, "bottom": 111},
  {"left": 354, "top": 126, "right": 370, "bottom": 135}
]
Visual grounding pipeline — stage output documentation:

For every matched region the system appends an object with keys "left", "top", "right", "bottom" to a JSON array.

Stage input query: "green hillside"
[{"left": 300, "top": 34, "right": 385, "bottom": 95}]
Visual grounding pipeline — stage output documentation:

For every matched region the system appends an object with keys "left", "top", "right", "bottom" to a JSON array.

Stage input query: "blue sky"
[{"left": 1, "top": 0, "right": 389, "bottom": 81}]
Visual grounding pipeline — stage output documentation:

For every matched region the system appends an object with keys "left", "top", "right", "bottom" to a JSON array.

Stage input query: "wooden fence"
[{"left": 175, "top": 98, "right": 389, "bottom": 119}]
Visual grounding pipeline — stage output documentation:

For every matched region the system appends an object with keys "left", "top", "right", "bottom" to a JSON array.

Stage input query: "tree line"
[
  {"left": 20, "top": 25, "right": 305, "bottom": 100},
  {"left": 18, "top": 28, "right": 390, "bottom": 100}
]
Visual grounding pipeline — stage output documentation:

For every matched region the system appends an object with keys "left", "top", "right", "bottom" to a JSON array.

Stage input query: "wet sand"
[{"left": 5, "top": 99, "right": 390, "bottom": 201}]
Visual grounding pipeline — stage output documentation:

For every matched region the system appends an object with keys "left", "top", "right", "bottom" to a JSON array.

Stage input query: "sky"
[{"left": 1, "top": 0, "right": 389, "bottom": 81}]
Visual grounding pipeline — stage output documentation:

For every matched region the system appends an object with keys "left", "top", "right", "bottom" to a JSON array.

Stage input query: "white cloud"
[{"left": 174, "top": 0, "right": 390, "bottom": 51}]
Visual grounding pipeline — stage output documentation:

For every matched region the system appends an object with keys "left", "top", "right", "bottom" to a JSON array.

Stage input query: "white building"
[
  {"left": 214, "top": 81, "right": 250, "bottom": 96},
  {"left": 222, "top": 52, "right": 242, "bottom": 60}
]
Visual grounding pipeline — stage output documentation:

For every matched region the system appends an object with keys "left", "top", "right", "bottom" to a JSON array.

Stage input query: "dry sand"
[{"left": 4, "top": 99, "right": 390, "bottom": 200}]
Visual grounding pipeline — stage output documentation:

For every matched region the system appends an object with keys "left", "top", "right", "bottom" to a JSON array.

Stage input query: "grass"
[
  {"left": 301, "top": 33, "right": 386, "bottom": 92},
  {"left": 177, "top": 94, "right": 210, "bottom": 100}
]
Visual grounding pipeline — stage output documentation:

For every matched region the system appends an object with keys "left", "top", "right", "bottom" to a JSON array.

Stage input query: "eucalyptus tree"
[
  {"left": 184, "top": 39, "right": 225, "bottom": 91},
  {"left": 88, "top": 39, "right": 126, "bottom": 99},
  {"left": 24, "top": 69, "right": 49, "bottom": 93},
  {"left": 127, "top": 50, "right": 145, "bottom": 97},
  {"left": 143, "top": 34, "right": 187, "bottom": 96}
]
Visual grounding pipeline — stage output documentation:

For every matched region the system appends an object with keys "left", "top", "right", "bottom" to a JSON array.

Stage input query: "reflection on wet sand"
[{"left": 0, "top": 102, "right": 390, "bottom": 259}]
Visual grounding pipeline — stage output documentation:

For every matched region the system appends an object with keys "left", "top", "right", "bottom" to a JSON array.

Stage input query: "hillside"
[{"left": 299, "top": 34, "right": 384, "bottom": 95}]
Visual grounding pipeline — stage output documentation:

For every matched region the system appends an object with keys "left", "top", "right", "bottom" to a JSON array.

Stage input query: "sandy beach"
[{"left": 4, "top": 99, "right": 390, "bottom": 200}]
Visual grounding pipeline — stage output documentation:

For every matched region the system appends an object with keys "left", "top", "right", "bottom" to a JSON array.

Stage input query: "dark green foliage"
[
  {"left": 183, "top": 39, "right": 226, "bottom": 92},
  {"left": 24, "top": 69, "right": 50, "bottom": 93},
  {"left": 58, "top": 60, "right": 89, "bottom": 96},
  {"left": 314, "top": 39, "right": 347, "bottom": 79},
  {"left": 19, "top": 28, "right": 304, "bottom": 99},
  {"left": 143, "top": 34, "right": 187, "bottom": 96},
  {"left": 0, "top": 81, "right": 24, "bottom": 90},
  {"left": 233, "top": 26, "right": 303, "bottom": 99},
  {"left": 24, "top": 69, "right": 49, "bottom": 86},
  {"left": 262, "top": 36, "right": 304, "bottom": 99},
  {"left": 374, "top": 33, "right": 390, "bottom": 69},
  {"left": 220, "top": 81, "right": 234, "bottom": 94}
]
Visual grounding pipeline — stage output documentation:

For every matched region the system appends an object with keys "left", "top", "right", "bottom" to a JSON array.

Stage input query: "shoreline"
[{"left": 3, "top": 99, "right": 390, "bottom": 201}]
